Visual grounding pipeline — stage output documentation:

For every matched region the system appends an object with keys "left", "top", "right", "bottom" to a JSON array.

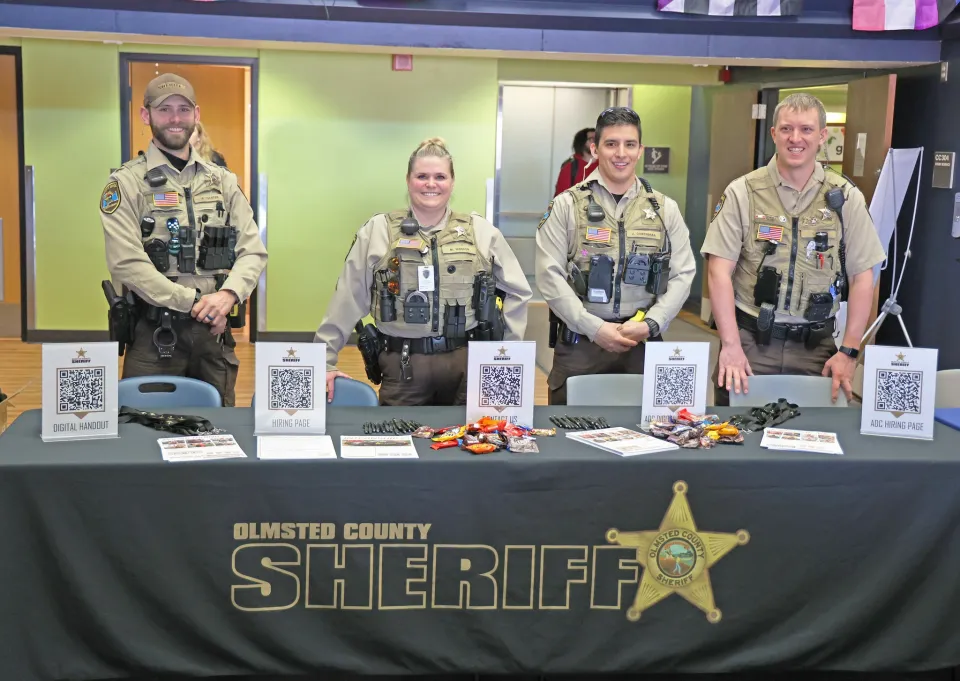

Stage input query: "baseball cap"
[{"left": 144, "top": 73, "right": 197, "bottom": 108}]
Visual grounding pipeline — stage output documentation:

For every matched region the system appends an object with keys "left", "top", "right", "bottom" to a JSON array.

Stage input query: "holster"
[
  {"left": 355, "top": 321, "right": 383, "bottom": 385},
  {"left": 548, "top": 310, "right": 559, "bottom": 348},
  {"left": 102, "top": 280, "right": 138, "bottom": 357}
]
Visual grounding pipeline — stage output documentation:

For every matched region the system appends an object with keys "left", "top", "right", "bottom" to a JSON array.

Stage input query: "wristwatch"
[
  {"left": 644, "top": 318, "right": 660, "bottom": 338},
  {"left": 839, "top": 345, "right": 860, "bottom": 359}
]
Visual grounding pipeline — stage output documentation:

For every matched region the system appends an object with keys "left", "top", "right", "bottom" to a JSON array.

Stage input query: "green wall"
[
  {"left": 16, "top": 39, "right": 695, "bottom": 332},
  {"left": 120, "top": 44, "right": 257, "bottom": 58},
  {"left": 633, "top": 85, "right": 692, "bottom": 215},
  {"left": 23, "top": 39, "right": 118, "bottom": 330},
  {"left": 499, "top": 59, "right": 719, "bottom": 86},
  {"left": 260, "top": 51, "right": 498, "bottom": 332}
]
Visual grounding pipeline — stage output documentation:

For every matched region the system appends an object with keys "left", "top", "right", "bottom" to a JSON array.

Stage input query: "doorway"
[
  {"left": 0, "top": 48, "right": 23, "bottom": 339},
  {"left": 118, "top": 54, "right": 261, "bottom": 339},
  {"left": 494, "top": 83, "right": 631, "bottom": 294}
]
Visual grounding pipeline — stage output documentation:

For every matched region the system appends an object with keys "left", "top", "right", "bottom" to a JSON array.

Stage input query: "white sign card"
[
  {"left": 340, "top": 435, "right": 418, "bottom": 459},
  {"left": 640, "top": 342, "right": 711, "bottom": 424},
  {"left": 257, "top": 435, "right": 336, "bottom": 460},
  {"left": 254, "top": 342, "right": 327, "bottom": 435},
  {"left": 159, "top": 434, "right": 247, "bottom": 462},
  {"left": 41, "top": 342, "right": 119, "bottom": 443},
  {"left": 466, "top": 341, "right": 536, "bottom": 426},
  {"left": 861, "top": 345, "right": 938, "bottom": 440}
]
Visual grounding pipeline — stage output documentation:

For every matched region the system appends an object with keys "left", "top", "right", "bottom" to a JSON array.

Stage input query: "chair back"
[
  {"left": 331, "top": 377, "right": 379, "bottom": 407},
  {"left": 935, "top": 369, "right": 960, "bottom": 408},
  {"left": 730, "top": 375, "right": 847, "bottom": 408},
  {"left": 118, "top": 376, "right": 222, "bottom": 409},
  {"left": 566, "top": 374, "right": 643, "bottom": 407}
]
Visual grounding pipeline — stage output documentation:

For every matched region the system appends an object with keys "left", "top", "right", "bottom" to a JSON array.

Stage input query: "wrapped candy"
[
  {"left": 412, "top": 426, "right": 436, "bottom": 439},
  {"left": 432, "top": 426, "right": 466, "bottom": 443},
  {"left": 430, "top": 440, "right": 459, "bottom": 450},
  {"left": 644, "top": 415, "right": 742, "bottom": 449},
  {"left": 507, "top": 436, "right": 539, "bottom": 453},
  {"left": 529, "top": 428, "right": 556, "bottom": 437},
  {"left": 464, "top": 442, "right": 497, "bottom": 455},
  {"left": 481, "top": 433, "right": 507, "bottom": 449}
]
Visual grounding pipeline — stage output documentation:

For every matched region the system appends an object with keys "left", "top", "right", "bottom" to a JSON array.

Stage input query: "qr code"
[
  {"left": 875, "top": 369, "right": 922, "bottom": 414},
  {"left": 269, "top": 366, "right": 314, "bottom": 411},
  {"left": 57, "top": 367, "right": 105, "bottom": 415},
  {"left": 480, "top": 364, "right": 523, "bottom": 408},
  {"left": 654, "top": 365, "right": 696, "bottom": 407}
]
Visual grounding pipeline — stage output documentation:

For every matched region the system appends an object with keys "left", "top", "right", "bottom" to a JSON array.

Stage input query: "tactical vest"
[
  {"left": 568, "top": 182, "right": 668, "bottom": 320},
  {"left": 732, "top": 167, "right": 847, "bottom": 319},
  {"left": 371, "top": 211, "right": 488, "bottom": 336},
  {"left": 121, "top": 155, "right": 234, "bottom": 280}
]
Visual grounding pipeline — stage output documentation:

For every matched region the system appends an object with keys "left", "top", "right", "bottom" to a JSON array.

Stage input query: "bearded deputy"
[{"left": 99, "top": 73, "right": 267, "bottom": 406}]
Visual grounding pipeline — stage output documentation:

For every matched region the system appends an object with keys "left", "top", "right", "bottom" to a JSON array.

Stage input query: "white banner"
[
  {"left": 466, "top": 341, "right": 536, "bottom": 426},
  {"left": 860, "top": 345, "right": 937, "bottom": 440},
  {"left": 835, "top": 148, "right": 921, "bottom": 348},
  {"left": 640, "top": 342, "right": 711, "bottom": 424},
  {"left": 254, "top": 342, "right": 327, "bottom": 435},
  {"left": 42, "top": 342, "right": 119, "bottom": 443}
]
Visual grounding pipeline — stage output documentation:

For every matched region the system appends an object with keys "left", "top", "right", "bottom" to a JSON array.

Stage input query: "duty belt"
[
  {"left": 382, "top": 334, "right": 469, "bottom": 355},
  {"left": 736, "top": 308, "right": 835, "bottom": 343}
]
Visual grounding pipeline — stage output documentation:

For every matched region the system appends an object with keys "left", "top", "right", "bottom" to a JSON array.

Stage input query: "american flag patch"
[
  {"left": 153, "top": 192, "right": 179, "bottom": 207},
  {"left": 757, "top": 224, "right": 783, "bottom": 242},
  {"left": 585, "top": 227, "right": 611, "bottom": 242}
]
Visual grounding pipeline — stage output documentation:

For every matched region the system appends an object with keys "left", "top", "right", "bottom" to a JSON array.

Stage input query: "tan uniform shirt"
[
  {"left": 535, "top": 172, "right": 696, "bottom": 340},
  {"left": 702, "top": 156, "right": 886, "bottom": 322},
  {"left": 315, "top": 208, "right": 533, "bottom": 371},
  {"left": 99, "top": 142, "right": 267, "bottom": 312}
]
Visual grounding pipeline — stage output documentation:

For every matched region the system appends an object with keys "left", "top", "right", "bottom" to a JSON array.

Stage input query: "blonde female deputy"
[{"left": 314, "top": 138, "right": 532, "bottom": 405}]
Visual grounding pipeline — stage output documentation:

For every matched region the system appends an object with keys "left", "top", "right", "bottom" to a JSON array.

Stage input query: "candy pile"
[
  {"left": 645, "top": 408, "right": 744, "bottom": 449},
  {"left": 412, "top": 416, "right": 555, "bottom": 454}
]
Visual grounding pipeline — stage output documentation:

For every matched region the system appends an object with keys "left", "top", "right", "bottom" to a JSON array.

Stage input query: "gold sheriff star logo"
[
  {"left": 498, "top": 347, "right": 508, "bottom": 356},
  {"left": 896, "top": 352, "right": 906, "bottom": 361},
  {"left": 76, "top": 348, "right": 87, "bottom": 358},
  {"left": 606, "top": 481, "right": 749, "bottom": 623},
  {"left": 286, "top": 348, "right": 297, "bottom": 357},
  {"left": 673, "top": 347, "right": 682, "bottom": 357}
]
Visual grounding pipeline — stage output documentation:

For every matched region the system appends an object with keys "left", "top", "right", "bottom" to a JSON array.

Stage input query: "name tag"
[
  {"left": 440, "top": 242, "right": 474, "bottom": 256},
  {"left": 626, "top": 228, "right": 661, "bottom": 241}
]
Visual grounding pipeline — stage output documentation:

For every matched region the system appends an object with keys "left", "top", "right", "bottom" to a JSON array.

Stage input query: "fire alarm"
[
  {"left": 719, "top": 66, "right": 732, "bottom": 83},
  {"left": 392, "top": 55, "right": 413, "bottom": 71}
]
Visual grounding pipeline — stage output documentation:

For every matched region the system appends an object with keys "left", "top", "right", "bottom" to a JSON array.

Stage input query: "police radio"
[
  {"left": 400, "top": 212, "right": 420, "bottom": 236},
  {"left": 825, "top": 187, "right": 849, "bottom": 302}
]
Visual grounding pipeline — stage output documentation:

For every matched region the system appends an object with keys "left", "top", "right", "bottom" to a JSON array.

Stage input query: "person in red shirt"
[{"left": 554, "top": 127, "right": 598, "bottom": 196}]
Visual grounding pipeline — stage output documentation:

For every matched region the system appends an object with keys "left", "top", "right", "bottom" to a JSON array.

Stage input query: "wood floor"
[{"left": 0, "top": 338, "right": 550, "bottom": 427}]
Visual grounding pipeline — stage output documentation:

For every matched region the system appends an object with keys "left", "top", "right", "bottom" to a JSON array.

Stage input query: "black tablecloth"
[{"left": 1, "top": 406, "right": 959, "bottom": 680}]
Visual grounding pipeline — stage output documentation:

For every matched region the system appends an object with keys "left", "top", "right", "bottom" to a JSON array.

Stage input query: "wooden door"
[{"left": 702, "top": 87, "right": 758, "bottom": 322}]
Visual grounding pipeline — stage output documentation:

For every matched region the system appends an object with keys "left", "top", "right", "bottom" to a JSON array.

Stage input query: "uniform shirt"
[
  {"left": 535, "top": 171, "right": 697, "bottom": 341},
  {"left": 100, "top": 142, "right": 267, "bottom": 312},
  {"left": 702, "top": 156, "right": 886, "bottom": 322},
  {"left": 315, "top": 207, "right": 533, "bottom": 371}
]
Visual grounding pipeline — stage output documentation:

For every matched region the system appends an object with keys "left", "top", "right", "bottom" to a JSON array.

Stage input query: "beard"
[{"left": 150, "top": 119, "right": 195, "bottom": 153}]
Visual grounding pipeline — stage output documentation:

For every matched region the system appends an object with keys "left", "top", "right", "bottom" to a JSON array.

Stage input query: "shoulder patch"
[
  {"left": 711, "top": 193, "right": 726, "bottom": 222},
  {"left": 538, "top": 200, "right": 554, "bottom": 229},
  {"left": 100, "top": 180, "right": 121, "bottom": 215}
]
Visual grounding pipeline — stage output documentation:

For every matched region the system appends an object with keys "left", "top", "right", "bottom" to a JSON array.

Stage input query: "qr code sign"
[
  {"left": 875, "top": 369, "right": 922, "bottom": 414},
  {"left": 480, "top": 364, "right": 523, "bottom": 408},
  {"left": 654, "top": 365, "right": 696, "bottom": 407},
  {"left": 57, "top": 367, "right": 106, "bottom": 415},
  {"left": 269, "top": 366, "right": 314, "bottom": 411}
]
